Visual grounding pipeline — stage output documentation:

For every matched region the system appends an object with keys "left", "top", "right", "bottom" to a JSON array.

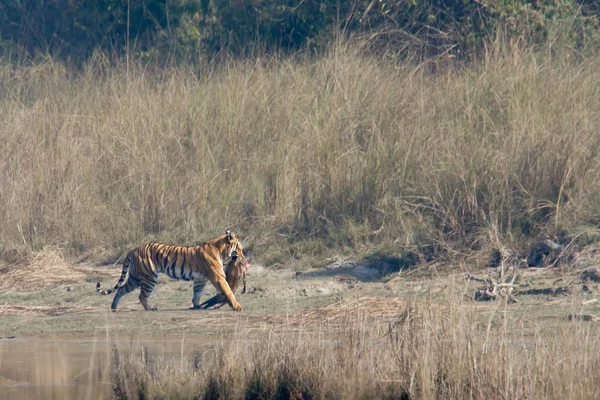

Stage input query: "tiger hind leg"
[
  {"left": 138, "top": 278, "right": 158, "bottom": 311},
  {"left": 110, "top": 274, "right": 140, "bottom": 311}
]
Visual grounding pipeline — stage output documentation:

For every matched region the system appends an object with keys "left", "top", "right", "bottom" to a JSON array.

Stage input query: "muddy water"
[{"left": 0, "top": 338, "right": 213, "bottom": 400}]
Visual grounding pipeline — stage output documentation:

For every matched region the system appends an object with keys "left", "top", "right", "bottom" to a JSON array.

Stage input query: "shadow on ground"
[{"left": 299, "top": 252, "right": 419, "bottom": 282}]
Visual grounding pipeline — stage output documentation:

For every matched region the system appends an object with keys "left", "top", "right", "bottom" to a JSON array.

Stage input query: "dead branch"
[{"left": 474, "top": 262, "right": 518, "bottom": 303}]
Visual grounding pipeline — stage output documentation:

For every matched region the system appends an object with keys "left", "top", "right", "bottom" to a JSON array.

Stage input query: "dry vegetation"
[
  {"left": 3, "top": 41, "right": 600, "bottom": 398},
  {"left": 0, "top": 247, "right": 107, "bottom": 291},
  {"left": 112, "top": 295, "right": 600, "bottom": 400},
  {"left": 2, "top": 42, "right": 600, "bottom": 266}
]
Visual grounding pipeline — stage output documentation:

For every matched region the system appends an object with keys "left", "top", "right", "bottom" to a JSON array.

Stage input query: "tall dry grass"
[
  {"left": 111, "top": 297, "right": 600, "bottom": 399},
  {"left": 2, "top": 44, "right": 600, "bottom": 262}
]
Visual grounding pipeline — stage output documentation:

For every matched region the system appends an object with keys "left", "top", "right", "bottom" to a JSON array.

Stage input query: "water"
[{"left": 0, "top": 337, "right": 213, "bottom": 400}]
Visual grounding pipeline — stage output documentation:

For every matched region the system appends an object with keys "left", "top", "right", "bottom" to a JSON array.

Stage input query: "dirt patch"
[
  {"left": 258, "top": 281, "right": 347, "bottom": 298},
  {"left": 324, "top": 259, "right": 383, "bottom": 280},
  {"left": 161, "top": 297, "right": 417, "bottom": 333},
  {"left": 247, "top": 263, "right": 268, "bottom": 277},
  {"left": 265, "top": 296, "right": 412, "bottom": 325},
  {"left": 298, "top": 258, "right": 384, "bottom": 282},
  {"left": 0, "top": 304, "right": 99, "bottom": 316}
]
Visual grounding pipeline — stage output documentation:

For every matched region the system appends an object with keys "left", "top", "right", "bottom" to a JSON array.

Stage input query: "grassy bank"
[
  {"left": 2, "top": 44, "right": 600, "bottom": 265},
  {"left": 111, "top": 296, "right": 600, "bottom": 400}
]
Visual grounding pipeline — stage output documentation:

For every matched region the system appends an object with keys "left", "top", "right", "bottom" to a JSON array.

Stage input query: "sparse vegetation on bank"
[
  {"left": 2, "top": 244, "right": 600, "bottom": 399},
  {"left": 111, "top": 296, "right": 600, "bottom": 400}
]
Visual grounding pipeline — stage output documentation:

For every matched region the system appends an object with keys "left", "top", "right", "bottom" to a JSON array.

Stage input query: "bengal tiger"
[
  {"left": 198, "top": 247, "right": 248, "bottom": 309},
  {"left": 96, "top": 229, "right": 243, "bottom": 311}
]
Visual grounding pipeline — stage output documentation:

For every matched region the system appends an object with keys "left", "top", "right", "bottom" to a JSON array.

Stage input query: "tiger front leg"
[{"left": 207, "top": 270, "right": 243, "bottom": 311}]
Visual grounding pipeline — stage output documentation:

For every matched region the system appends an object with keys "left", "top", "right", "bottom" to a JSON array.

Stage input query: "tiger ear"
[{"left": 226, "top": 229, "right": 233, "bottom": 240}]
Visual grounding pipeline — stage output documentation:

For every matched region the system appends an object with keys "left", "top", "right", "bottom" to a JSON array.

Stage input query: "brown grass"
[
  {"left": 0, "top": 247, "right": 117, "bottom": 291},
  {"left": 0, "top": 247, "right": 85, "bottom": 290},
  {"left": 111, "top": 294, "right": 600, "bottom": 399},
  {"left": 2, "top": 43, "right": 600, "bottom": 265}
]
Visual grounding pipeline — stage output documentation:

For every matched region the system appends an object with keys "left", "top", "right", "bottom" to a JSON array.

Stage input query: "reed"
[
  {"left": 2, "top": 42, "right": 600, "bottom": 264},
  {"left": 111, "top": 296, "right": 600, "bottom": 399}
]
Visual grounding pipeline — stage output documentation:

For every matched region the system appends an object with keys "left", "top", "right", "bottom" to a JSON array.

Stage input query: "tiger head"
[{"left": 223, "top": 229, "right": 240, "bottom": 258}]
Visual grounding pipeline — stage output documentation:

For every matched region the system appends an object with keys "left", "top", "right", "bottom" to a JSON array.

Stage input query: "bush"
[{"left": 1, "top": 1, "right": 599, "bottom": 63}]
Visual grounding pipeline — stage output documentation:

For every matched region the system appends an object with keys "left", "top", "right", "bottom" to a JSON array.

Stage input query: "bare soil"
[{"left": 0, "top": 252, "right": 599, "bottom": 340}]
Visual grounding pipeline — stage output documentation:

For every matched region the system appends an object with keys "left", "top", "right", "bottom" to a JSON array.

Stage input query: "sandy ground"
[{"left": 1, "top": 251, "right": 599, "bottom": 340}]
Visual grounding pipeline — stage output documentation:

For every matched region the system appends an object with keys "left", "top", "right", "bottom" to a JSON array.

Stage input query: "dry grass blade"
[
  {"left": 109, "top": 292, "right": 600, "bottom": 400},
  {"left": 2, "top": 43, "right": 600, "bottom": 262},
  {"left": 0, "top": 247, "right": 115, "bottom": 291}
]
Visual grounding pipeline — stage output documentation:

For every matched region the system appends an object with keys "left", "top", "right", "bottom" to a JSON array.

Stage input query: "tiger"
[
  {"left": 198, "top": 246, "right": 249, "bottom": 309},
  {"left": 96, "top": 229, "right": 243, "bottom": 311}
]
